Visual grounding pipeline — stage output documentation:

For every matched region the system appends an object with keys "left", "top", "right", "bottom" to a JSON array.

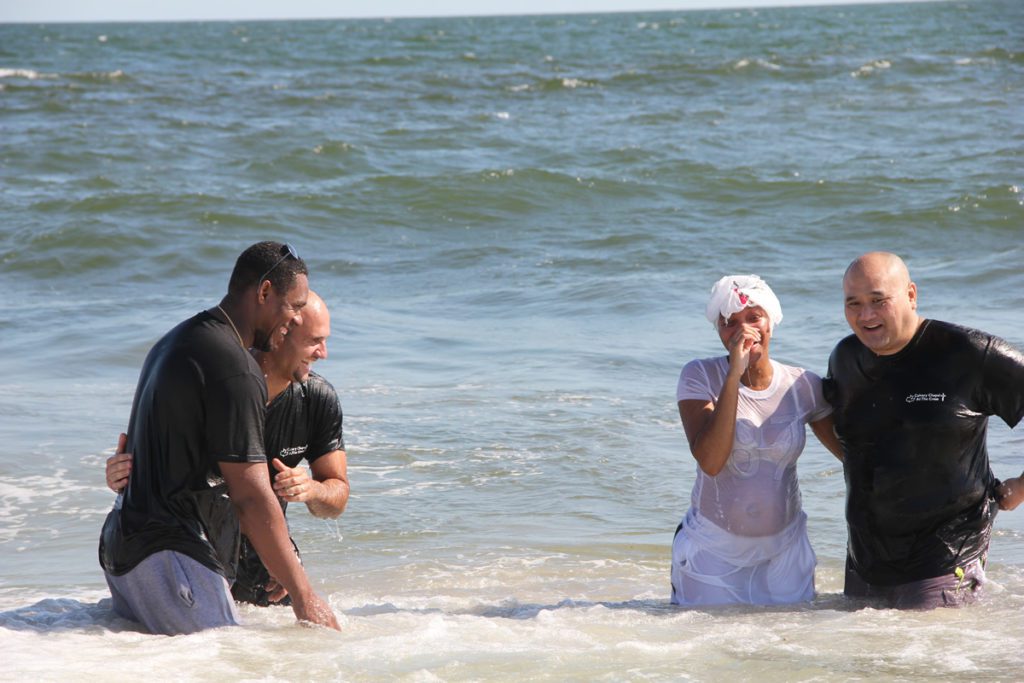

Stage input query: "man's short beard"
[{"left": 252, "top": 329, "right": 274, "bottom": 353}]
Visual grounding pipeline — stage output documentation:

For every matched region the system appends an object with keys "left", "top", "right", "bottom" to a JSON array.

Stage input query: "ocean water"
[{"left": 1, "top": 0, "right": 1023, "bottom": 679}]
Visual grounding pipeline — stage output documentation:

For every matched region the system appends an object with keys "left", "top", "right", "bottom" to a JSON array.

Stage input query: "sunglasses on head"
[{"left": 255, "top": 243, "right": 299, "bottom": 288}]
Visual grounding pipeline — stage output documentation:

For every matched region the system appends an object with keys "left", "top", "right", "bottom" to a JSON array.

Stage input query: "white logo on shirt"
[{"left": 905, "top": 393, "right": 946, "bottom": 403}]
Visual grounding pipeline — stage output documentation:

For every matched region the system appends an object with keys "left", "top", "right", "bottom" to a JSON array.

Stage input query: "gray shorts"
[
  {"left": 105, "top": 550, "right": 240, "bottom": 635},
  {"left": 844, "top": 556, "right": 986, "bottom": 609}
]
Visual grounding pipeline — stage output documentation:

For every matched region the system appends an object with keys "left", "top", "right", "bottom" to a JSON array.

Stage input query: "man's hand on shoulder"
[{"left": 105, "top": 433, "right": 132, "bottom": 493}]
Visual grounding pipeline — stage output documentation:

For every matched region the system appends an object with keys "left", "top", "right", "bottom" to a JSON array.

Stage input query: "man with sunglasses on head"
[
  {"left": 99, "top": 241, "right": 340, "bottom": 634},
  {"left": 105, "top": 290, "right": 349, "bottom": 608}
]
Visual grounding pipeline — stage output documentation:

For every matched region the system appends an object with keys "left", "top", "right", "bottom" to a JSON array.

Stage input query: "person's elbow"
[
  {"left": 316, "top": 505, "right": 344, "bottom": 520},
  {"left": 230, "top": 489, "right": 263, "bottom": 516},
  {"left": 697, "top": 460, "right": 725, "bottom": 477},
  {"left": 221, "top": 461, "right": 277, "bottom": 518},
  {"left": 310, "top": 500, "right": 345, "bottom": 520},
  {"left": 310, "top": 482, "right": 349, "bottom": 519},
  {"left": 691, "top": 446, "right": 726, "bottom": 477}
]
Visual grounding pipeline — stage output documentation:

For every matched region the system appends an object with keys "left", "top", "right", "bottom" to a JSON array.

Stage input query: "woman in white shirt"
[{"left": 671, "top": 275, "right": 843, "bottom": 606}]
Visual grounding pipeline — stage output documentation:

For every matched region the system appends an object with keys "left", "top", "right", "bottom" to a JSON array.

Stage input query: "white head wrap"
[{"left": 705, "top": 274, "right": 783, "bottom": 330}]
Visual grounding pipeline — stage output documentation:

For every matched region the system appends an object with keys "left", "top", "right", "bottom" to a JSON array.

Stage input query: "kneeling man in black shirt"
[
  {"left": 99, "top": 241, "right": 340, "bottom": 634},
  {"left": 106, "top": 291, "right": 349, "bottom": 608}
]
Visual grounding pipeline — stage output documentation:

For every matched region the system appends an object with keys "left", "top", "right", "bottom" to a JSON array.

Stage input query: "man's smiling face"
[{"left": 843, "top": 253, "right": 920, "bottom": 356}]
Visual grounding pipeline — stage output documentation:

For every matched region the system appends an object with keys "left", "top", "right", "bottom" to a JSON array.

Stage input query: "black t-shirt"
[
  {"left": 264, "top": 371, "right": 345, "bottom": 476},
  {"left": 99, "top": 311, "right": 268, "bottom": 580},
  {"left": 231, "top": 371, "right": 344, "bottom": 605},
  {"left": 824, "top": 319, "right": 1024, "bottom": 585}
]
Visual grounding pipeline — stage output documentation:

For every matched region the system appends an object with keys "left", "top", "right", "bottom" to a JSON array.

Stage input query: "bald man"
[
  {"left": 823, "top": 252, "right": 1024, "bottom": 609},
  {"left": 107, "top": 291, "right": 349, "bottom": 607}
]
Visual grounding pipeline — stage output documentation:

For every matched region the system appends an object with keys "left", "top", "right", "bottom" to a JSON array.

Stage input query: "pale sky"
[{"left": 1, "top": 0, "right": 915, "bottom": 23}]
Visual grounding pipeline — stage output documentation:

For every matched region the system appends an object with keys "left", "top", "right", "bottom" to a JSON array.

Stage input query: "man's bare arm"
[
  {"left": 272, "top": 451, "right": 349, "bottom": 519},
  {"left": 221, "top": 460, "right": 340, "bottom": 630}
]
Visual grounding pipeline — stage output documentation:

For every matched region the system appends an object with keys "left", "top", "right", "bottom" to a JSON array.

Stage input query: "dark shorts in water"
[
  {"left": 230, "top": 535, "right": 302, "bottom": 607},
  {"left": 844, "top": 555, "right": 986, "bottom": 609}
]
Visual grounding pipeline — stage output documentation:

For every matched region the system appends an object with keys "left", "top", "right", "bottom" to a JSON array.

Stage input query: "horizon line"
[{"left": 0, "top": 0, "right": 944, "bottom": 26}]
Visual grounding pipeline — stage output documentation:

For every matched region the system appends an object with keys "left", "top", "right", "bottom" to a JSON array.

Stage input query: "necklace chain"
[
  {"left": 216, "top": 305, "right": 245, "bottom": 349},
  {"left": 743, "top": 365, "right": 771, "bottom": 390}
]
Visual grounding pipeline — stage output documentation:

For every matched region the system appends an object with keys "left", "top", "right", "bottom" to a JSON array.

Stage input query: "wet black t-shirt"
[
  {"left": 99, "top": 311, "right": 267, "bottom": 580},
  {"left": 231, "top": 371, "right": 344, "bottom": 605},
  {"left": 264, "top": 371, "right": 345, "bottom": 478},
  {"left": 824, "top": 319, "right": 1024, "bottom": 585}
]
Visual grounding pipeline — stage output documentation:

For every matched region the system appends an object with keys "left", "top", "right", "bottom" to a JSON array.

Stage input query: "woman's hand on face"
[{"left": 727, "top": 324, "right": 759, "bottom": 372}]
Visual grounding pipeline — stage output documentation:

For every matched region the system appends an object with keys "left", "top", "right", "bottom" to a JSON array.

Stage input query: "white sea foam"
[
  {"left": 9, "top": 559, "right": 1021, "bottom": 680},
  {"left": 561, "top": 78, "right": 591, "bottom": 89},
  {"left": 734, "top": 58, "right": 781, "bottom": 71},
  {"left": 851, "top": 59, "right": 892, "bottom": 77},
  {"left": 0, "top": 68, "right": 47, "bottom": 79}
]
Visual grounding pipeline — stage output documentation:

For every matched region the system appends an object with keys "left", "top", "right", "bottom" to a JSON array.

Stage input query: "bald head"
[
  {"left": 843, "top": 252, "right": 921, "bottom": 355},
  {"left": 298, "top": 290, "right": 329, "bottom": 331},
  {"left": 844, "top": 251, "right": 912, "bottom": 286}
]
